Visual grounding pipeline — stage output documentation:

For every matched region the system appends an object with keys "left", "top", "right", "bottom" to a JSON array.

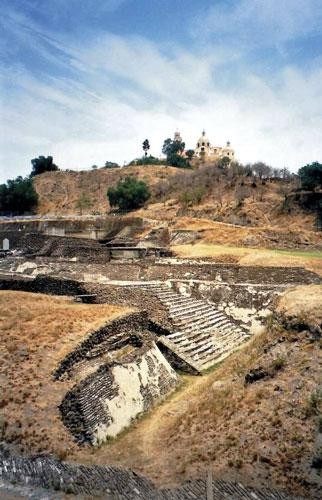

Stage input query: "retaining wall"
[{"left": 0, "top": 450, "right": 301, "bottom": 499}]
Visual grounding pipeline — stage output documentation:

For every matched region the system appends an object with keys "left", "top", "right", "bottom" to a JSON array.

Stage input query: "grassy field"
[{"left": 172, "top": 243, "right": 322, "bottom": 275}]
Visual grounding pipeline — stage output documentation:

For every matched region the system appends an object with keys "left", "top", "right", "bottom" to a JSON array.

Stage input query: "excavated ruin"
[{"left": 0, "top": 224, "right": 321, "bottom": 499}]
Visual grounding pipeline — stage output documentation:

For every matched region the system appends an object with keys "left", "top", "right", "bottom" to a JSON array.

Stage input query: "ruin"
[{"left": 0, "top": 219, "right": 321, "bottom": 499}]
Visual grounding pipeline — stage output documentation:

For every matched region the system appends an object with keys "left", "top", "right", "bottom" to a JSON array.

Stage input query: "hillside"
[
  {"left": 33, "top": 165, "right": 180, "bottom": 215},
  {"left": 32, "top": 165, "right": 322, "bottom": 251}
]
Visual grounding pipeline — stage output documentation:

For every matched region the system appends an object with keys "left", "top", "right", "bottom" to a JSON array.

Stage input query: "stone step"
[
  {"left": 178, "top": 316, "right": 232, "bottom": 334},
  {"left": 172, "top": 308, "right": 225, "bottom": 325},
  {"left": 166, "top": 299, "right": 207, "bottom": 312},
  {"left": 169, "top": 303, "right": 212, "bottom": 319}
]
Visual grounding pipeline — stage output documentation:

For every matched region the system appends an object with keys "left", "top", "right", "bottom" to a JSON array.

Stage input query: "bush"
[
  {"left": 167, "top": 153, "right": 191, "bottom": 168},
  {"left": 298, "top": 162, "right": 322, "bottom": 190},
  {"left": 0, "top": 176, "right": 38, "bottom": 214},
  {"left": 107, "top": 175, "right": 150, "bottom": 211},
  {"left": 128, "top": 156, "right": 166, "bottom": 166},
  {"left": 104, "top": 161, "right": 120, "bottom": 168}
]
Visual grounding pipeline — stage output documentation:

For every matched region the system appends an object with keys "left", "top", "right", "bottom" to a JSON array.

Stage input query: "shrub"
[
  {"left": 104, "top": 161, "right": 120, "bottom": 168},
  {"left": 298, "top": 162, "right": 322, "bottom": 190},
  {"left": 271, "top": 357, "right": 286, "bottom": 371},
  {"left": 107, "top": 175, "right": 150, "bottom": 211},
  {"left": 128, "top": 156, "right": 166, "bottom": 166},
  {"left": 167, "top": 153, "right": 191, "bottom": 168}
]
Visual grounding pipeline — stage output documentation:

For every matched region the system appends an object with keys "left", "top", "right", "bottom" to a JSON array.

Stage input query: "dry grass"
[
  {"left": 172, "top": 243, "right": 322, "bottom": 276},
  {"left": 33, "top": 165, "right": 180, "bottom": 215},
  {"left": 0, "top": 291, "right": 130, "bottom": 457}
]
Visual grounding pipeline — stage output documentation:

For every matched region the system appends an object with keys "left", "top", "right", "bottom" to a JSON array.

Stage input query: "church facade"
[{"left": 174, "top": 130, "right": 235, "bottom": 161}]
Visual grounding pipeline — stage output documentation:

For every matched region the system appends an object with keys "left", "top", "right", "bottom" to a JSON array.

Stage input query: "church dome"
[{"left": 197, "top": 130, "right": 211, "bottom": 147}]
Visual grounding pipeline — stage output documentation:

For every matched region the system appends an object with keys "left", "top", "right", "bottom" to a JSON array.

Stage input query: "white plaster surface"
[{"left": 92, "top": 344, "right": 177, "bottom": 444}]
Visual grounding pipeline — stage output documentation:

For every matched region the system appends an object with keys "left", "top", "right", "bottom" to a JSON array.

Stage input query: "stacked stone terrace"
[{"left": 132, "top": 282, "right": 250, "bottom": 371}]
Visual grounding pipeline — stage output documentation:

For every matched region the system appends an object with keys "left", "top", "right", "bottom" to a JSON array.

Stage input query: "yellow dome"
[{"left": 197, "top": 130, "right": 211, "bottom": 147}]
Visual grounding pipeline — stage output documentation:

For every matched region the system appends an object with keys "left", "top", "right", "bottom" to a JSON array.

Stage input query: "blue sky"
[{"left": 1, "top": 0, "right": 322, "bottom": 182}]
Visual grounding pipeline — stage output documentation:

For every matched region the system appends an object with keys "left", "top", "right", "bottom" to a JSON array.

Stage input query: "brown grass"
[
  {"left": 0, "top": 291, "right": 130, "bottom": 457},
  {"left": 172, "top": 243, "right": 322, "bottom": 276}
]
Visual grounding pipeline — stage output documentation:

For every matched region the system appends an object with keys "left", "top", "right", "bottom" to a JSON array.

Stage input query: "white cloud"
[
  {"left": 195, "top": 0, "right": 322, "bottom": 48},
  {"left": 1, "top": 22, "right": 322, "bottom": 183}
]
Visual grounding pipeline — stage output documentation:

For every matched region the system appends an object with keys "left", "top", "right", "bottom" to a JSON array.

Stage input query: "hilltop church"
[{"left": 174, "top": 130, "right": 235, "bottom": 161}]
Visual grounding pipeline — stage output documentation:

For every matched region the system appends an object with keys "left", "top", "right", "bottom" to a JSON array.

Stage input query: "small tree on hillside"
[
  {"left": 186, "top": 149, "right": 195, "bottom": 161},
  {"left": 162, "top": 137, "right": 189, "bottom": 168},
  {"left": 30, "top": 156, "right": 59, "bottom": 177},
  {"left": 142, "top": 139, "right": 150, "bottom": 157},
  {"left": 298, "top": 162, "right": 322, "bottom": 190},
  {"left": 75, "top": 194, "right": 93, "bottom": 215},
  {"left": 107, "top": 176, "right": 150, "bottom": 211},
  {"left": 104, "top": 161, "right": 120, "bottom": 168}
]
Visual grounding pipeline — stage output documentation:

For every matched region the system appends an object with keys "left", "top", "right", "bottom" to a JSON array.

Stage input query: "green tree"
[
  {"left": 107, "top": 175, "right": 150, "bottom": 211},
  {"left": 75, "top": 194, "right": 93, "bottom": 215},
  {"left": 0, "top": 176, "right": 38, "bottom": 214},
  {"left": 218, "top": 156, "right": 231, "bottom": 169},
  {"left": 162, "top": 137, "right": 185, "bottom": 157},
  {"left": 298, "top": 162, "right": 322, "bottom": 190},
  {"left": 186, "top": 149, "right": 195, "bottom": 161},
  {"left": 142, "top": 139, "right": 150, "bottom": 157},
  {"left": 104, "top": 161, "right": 120, "bottom": 168},
  {"left": 162, "top": 137, "right": 189, "bottom": 168},
  {"left": 30, "top": 156, "right": 59, "bottom": 177}
]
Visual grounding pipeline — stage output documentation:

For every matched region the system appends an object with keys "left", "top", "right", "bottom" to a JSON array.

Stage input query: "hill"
[
  {"left": 32, "top": 165, "right": 322, "bottom": 251},
  {"left": 33, "top": 165, "right": 180, "bottom": 215}
]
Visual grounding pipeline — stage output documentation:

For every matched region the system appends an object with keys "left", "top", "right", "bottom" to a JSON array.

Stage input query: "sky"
[{"left": 1, "top": 0, "right": 322, "bottom": 183}]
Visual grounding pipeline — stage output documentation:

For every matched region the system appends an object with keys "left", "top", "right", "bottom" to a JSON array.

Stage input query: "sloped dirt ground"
[{"left": 73, "top": 286, "right": 322, "bottom": 499}]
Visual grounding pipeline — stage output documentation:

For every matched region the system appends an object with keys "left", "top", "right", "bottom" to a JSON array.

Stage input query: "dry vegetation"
[
  {"left": 74, "top": 286, "right": 322, "bottom": 499},
  {"left": 0, "top": 291, "right": 130, "bottom": 457},
  {"left": 172, "top": 242, "right": 322, "bottom": 276},
  {"left": 33, "top": 165, "right": 180, "bottom": 214}
]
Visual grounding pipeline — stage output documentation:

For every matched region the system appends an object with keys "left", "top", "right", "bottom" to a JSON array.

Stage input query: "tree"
[
  {"left": 30, "top": 156, "right": 59, "bottom": 177},
  {"left": 186, "top": 149, "right": 195, "bottom": 161},
  {"left": 107, "top": 175, "right": 150, "bottom": 211},
  {"left": 104, "top": 161, "right": 119, "bottom": 168},
  {"left": 162, "top": 136, "right": 190, "bottom": 168},
  {"left": 162, "top": 137, "right": 185, "bottom": 157},
  {"left": 218, "top": 156, "right": 231, "bottom": 169},
  {"left": 75, "top": 194, "right": 93, "bottom": 215},
  {"left": 0, "top": 176, "right": 38, "bottom": 214},
  {"left": 298, "top": 162, "right": 322, "bottom": 190},
  {"left": 142, "top": 139, "right": 150, "bottom": 157},
  {"left": 252, "top": 162, "right": 272, "bottom": 179},
  {"left": 167, "top": 153, "right": 190, "bottom": 168}
]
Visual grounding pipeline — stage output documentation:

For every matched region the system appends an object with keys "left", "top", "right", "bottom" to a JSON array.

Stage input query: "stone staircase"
[{"left": 133, "top": 282, "right": 251, "bottom": 371}]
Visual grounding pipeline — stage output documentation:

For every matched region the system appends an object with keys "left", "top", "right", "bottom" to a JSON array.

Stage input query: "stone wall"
[
  {"left": 0, "top": 230, "right": 110, "bottom": 262},
  {"left": 60, "top": 340, "right": 178, "bottom": 445},
  {"left": 0, "top": 450, "right": 300, "bottom": 499}
]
